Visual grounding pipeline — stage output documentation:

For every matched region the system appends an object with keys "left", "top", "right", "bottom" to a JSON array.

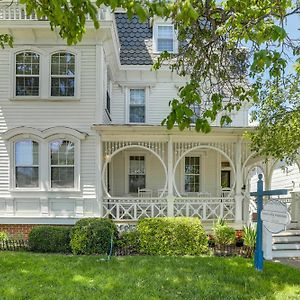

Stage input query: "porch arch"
[
  {"left": 101, "top": 145, "right": 168, "bottom": 198},
  {"left": 173, "top": 145, "right": 236, "bottom": 197}
]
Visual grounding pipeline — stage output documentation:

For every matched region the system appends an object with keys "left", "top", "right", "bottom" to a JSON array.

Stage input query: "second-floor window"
[
  {"left": 129, "top": 89, "right": 145, "bottom": 123},
  {"left": 51, "top": 52, "right": 75, "bottom": 97},
  {"left": 15, "top": 51, "right": 40, "bottom": 96},
  {"left": 50, "top": 140, "right": 75, "bottom": 188},
  {"left": 15, "top": 140, "right": 39, "bottom": 188}
]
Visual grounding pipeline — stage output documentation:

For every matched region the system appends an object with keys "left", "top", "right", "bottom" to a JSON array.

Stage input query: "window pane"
[
  {"left": 130, "top": 89, "right": 145, "bottom": 105},
  {"left": 16, "top": 166, "right": 38, "bottom": 188},
  {"left": 130, "top": 106, "right": 145, "bottom": 123},
  {"left": 50, "top": 140, "right": 74, "bottom": 166},
  {"left": 16, "top": 77, "right": 39, "bottom": 96},
  {"left": 51, "top": 78, "right": 75, "bottom": 96},
  {"left": 129, "top": 175, "right": 145, "bottom": 193},
  {"left": 157, "top": 39, "right": 174, "bottom": 52},
  {"left": 15, "top": 140, "right": 38, "bottom": 166},
  {"left": 51, "top": 52, "right": 75, "bottom": 75},
  {"left": 16, "top": 52, "right": 39, "bottom": 75},
  {"left": 158, "top": 26, "right": 173, "bottom": 38},
  {"left": 51, "top": 167, "right": 74, "bottom": 188}
]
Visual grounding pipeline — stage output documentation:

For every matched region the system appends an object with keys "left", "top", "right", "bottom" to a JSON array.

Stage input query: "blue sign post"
[{"left": 250, "top": 174, "right": 288, "bottom": 272}]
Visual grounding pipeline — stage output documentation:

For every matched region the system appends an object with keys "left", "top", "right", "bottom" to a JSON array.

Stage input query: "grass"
[{"left": 0, "top": 252, "right": 300, "bottom": 300}]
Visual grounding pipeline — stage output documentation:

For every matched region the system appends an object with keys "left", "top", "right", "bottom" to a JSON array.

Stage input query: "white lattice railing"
[
  {"left": 102, "top": 197, "right": 235, "bottom": 221},
  {"left": 0, "top": 2, "right": 112, "bottom": 21},
  {"left": 174, "top": 197, "right": 235, "bottom": 220},
  {"left": 102, "top": 197, "right": 168, "bottom": 221}
]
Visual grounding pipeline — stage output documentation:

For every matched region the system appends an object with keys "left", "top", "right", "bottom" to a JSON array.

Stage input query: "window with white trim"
[
  {"left": 15, "top": 52, "right": 40, "bottom": 96},
  {"left": 184, "top": 156, "right": 200, "bottom": 192},
  {"left": 154, "top": 24, "right": 177, "bottom": 53},
  {"left": 129, "top": 89, "right": 145, "bottom": 123},
  {"left": 51, "top": 52, "right": 75, "bottom": 97},
  {"left": 15, "top": 140, "right": 39, "bottom": 188},
  {"left": 50, "top": 140, "right": 75, "bottom": 188},
  {"left": 129, "top": 156, "right": 145, "bottom": 193}
]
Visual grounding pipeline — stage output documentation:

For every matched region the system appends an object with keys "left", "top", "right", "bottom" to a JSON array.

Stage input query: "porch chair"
[
  {"left": 157, "top": 188, "right": 168, "bottom": 197},
  {"left": 138, "top": 187, "right": 152, "bottom": 198}
]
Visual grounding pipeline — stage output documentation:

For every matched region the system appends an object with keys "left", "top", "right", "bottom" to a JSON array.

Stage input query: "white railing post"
[
  {"left": 234, "top": 138, "right": 243, "bottom": 223},
  {"left": 290, "top": 189, "right": 300, "bottom": 229},
  {"left": 167, "top": 136, "right": 174, "bottom": 217}
]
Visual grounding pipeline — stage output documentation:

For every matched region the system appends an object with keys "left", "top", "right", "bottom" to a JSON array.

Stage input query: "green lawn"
[{"left": 0, "top": 252, "right": 300, "bottom": 300}]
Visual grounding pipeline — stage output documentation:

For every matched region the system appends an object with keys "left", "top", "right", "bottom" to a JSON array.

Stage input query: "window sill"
[{"left": 10, "top": 97, "right": 80, "bottom": 102}]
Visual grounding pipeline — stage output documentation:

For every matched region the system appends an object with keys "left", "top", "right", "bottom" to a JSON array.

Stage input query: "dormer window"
[{"left": 154, "top": 24, "right": 177, "bottom": 53}]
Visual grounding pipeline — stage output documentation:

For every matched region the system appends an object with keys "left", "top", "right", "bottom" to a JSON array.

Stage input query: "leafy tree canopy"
[{"left": 0, "top": 0, "right": 299, "bottom": 160}]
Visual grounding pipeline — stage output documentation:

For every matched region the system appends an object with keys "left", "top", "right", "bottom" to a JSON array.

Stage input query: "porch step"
[
  {"left": 272, "top": 230, "right": 300, "bottom": 258},
  {"left": 272, "top": 250, "right": 300, "bottom": 258}
]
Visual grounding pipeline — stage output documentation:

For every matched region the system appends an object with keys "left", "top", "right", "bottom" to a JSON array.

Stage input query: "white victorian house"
[{"left": 0, "top": 3, "right": 299, "bottom": 236}]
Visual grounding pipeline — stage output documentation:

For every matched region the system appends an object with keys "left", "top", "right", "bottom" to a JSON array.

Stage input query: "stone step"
[
  {"left": 273, "top": 243, "right": 300, "bottom": 250},
  {"left": 272, "top": 250, "right": 300, "bottom": 258}
]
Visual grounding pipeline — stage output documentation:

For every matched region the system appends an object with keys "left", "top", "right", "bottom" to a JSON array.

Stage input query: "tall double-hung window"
[
  {"left": 15, "top": 52, "right": 40, "bottom": 96},
  {"left": 51, "top": 52, "right": 75, "bottom": 97},
  {"left": 184, "top": 156, "right": 200, "bottom": 192},
  {"left": 50, "top": 140, "right": 75, "bottom": 188},
  {"left": 15, "top": 140, "right": 39, "bottom": 188},
  {"left": 157, "top": 25, "right": 174, "bottom": 52},
  {"left": 129, "top": 89, "right": 145, "bottom": 123}
]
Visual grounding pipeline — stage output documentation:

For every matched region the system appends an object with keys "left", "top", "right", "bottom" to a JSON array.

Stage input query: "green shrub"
[
  {"left": 116, "top": 230, "right": 140, "bottom": 255},
  {"left": 70, "top": 218, "right": 117, "bottom": 255},
  {"left": 243, "top": 225, "right": 256, "bottom": 248},
  {"left": 137, "top": 217, "right": 208, "bottom": 256},
  {"left": 213, "top": 219, "right": 236, "bottom": 245},
  {"left": 28, "top": 226, "right": 71, "bottom": 253},
  {"left": 0, "top": 231, "right": 8, "bottom": 241}
]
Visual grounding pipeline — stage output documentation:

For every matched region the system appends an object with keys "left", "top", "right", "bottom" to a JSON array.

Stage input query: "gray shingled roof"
[{"left": 115, "top": 13, "right": 159, "bottom": 65}]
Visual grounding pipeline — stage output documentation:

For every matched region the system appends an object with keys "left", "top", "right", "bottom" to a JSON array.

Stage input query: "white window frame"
[
  {"left": 181, "top": 153, "right": 205, "bottom": 193},
  {"left": 9, "top": 136, "right": 42, "bottom": 191},
  {"left": 153, "top": 23, "right": 178, "bottom": 54},
  {"left": 10, "top": 47, "right": 80, "bottom": 101},
  {"left": 47, "top": 135, "right": 80, "bottom": 191},
  {"left": 125, "top": 87, "right": 148, "bottom": 124},
  {"left": 48, "top": 50, "right": 80, "bottom": 100},
  {"left": 12, "top": 48, "right": 44, "bottom": 100},
  {"left": 124, "top": 151, "right": 148, "bottom": 194}
]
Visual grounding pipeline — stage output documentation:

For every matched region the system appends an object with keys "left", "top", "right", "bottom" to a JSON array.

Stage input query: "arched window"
[
  {"left": 15, "top": 51, "right": 40, "bottom": 96},
  {"left": 15, "top": 140, "right": 39, "bottom": 188},
  {"left": 50, "top": 140, "right": 75, "bottom": 188},
  {"left": 51, "top": 52, "right": 75, "bottom": 97}
]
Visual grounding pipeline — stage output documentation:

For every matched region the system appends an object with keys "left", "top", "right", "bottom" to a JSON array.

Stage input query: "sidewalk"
[{"left": 273, "top": 258, "right": 300, "bottom": 269}]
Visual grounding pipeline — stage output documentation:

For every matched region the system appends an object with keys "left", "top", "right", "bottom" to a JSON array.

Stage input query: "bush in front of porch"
[{"left": 137, "top": 217, "right": 208, "bottom": 256}]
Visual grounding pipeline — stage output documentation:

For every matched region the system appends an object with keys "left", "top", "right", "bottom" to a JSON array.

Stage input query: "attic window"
[{"left": 154, "top": 24, "right": 177, "bottom": 53}]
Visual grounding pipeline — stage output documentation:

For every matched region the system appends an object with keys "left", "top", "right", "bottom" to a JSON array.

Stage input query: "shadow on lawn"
[{"left": 0, "top": 253, "right": 300, "bottom": 300}]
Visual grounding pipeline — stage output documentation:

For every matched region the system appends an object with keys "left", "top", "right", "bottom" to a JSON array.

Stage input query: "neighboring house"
[{"left": 0, "top": 3, "right": 299, "bottom": 237}]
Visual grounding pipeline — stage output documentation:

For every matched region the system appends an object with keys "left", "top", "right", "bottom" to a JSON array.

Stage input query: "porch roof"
[{"left": 92, "top": 124, "right": 255, "bottom": 139}]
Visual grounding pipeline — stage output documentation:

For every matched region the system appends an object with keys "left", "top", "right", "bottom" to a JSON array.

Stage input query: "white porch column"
[
  {"left": 235, "top": 138, "right": 243, "bottom": 224},
  {"left": 167, "top": 136, "right": 174, "bottom": 217},
  {"left": 96, "top": 134, "right": 103, "bottom": 217}
]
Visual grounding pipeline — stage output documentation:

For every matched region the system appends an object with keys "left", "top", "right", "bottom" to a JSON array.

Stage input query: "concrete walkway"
[{"left": 273, "top": 258, "right": 300, "bottom": 269}]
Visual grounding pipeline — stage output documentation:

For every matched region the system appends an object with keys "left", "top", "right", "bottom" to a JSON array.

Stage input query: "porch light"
[{"left": 104, "top": 154, "right": 111, "bottom": 162}]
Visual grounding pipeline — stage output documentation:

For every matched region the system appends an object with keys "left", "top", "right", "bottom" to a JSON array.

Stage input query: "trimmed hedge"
[
  {"left": 28, "top": 226, "right": 71, "bottom": 253},
  {"left": 116, "top": 230, "right": 140, "bottom": 255},
  {"left": 137, "top": 217, "right": 208, "bottom": 256},
  {"left": 70, "top": 218, "right": 117, "bottom": 255}
]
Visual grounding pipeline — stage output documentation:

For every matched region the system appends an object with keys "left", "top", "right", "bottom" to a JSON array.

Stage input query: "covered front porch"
[{"left": 94, "top": 125, "right": 256, "bottom": 227}]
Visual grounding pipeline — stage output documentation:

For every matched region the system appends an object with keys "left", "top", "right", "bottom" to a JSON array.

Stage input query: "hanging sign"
[{"left": 261, "top": 200, "right": 291, "bottom": 234}]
